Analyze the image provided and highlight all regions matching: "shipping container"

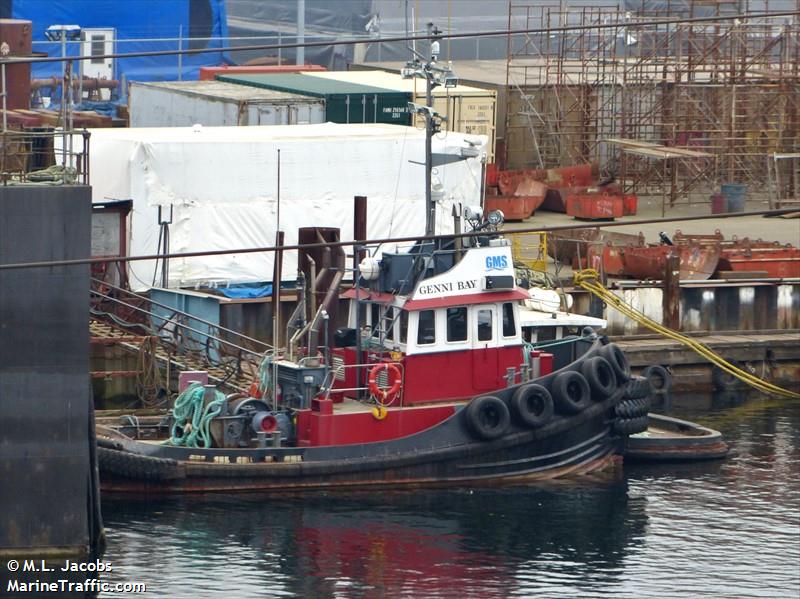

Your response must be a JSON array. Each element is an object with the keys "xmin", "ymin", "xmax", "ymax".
[
  {"xmin": 128, "ymin": 80, "xmax": 325, "ymax": 127},
  {"xmin": 199, "ymin": 64, "xmax": 327, "ymax": 80},
  {"xmin": 305, "ymin": 70, "xmax": 497, "ymax": 161},
  {"xmin": 217, "ymin": 73, "xmax": 412, "ymax": 126}
]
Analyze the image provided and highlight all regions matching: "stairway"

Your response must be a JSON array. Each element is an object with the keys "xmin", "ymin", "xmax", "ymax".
[{"xmin": 90, "ymin": 317, "xmax": 260, "ymax": 396}]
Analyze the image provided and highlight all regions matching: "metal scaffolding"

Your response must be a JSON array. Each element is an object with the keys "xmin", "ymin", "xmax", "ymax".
[{"xmin": 505, "ymin": 1, "xmax": 800, "ymax": 207}]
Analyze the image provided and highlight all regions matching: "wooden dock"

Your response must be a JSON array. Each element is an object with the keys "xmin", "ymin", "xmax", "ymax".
[{"xmin": 615, "ymin": 330, "xmax": 800, "ymax": 390}]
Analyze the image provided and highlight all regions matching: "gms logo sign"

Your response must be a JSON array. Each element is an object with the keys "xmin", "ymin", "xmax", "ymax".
[{"xmin": 485, "ymin": 255, "xmax": 508, "ymax": 271}]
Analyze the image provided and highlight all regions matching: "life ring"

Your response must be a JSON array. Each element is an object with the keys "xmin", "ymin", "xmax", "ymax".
[
  {"xmin": 552, "ymin": 371, "xmax": 592, "ymax": 415},
  {"xmin": 580, "ymin": 356, "xmax": 617, "ymax": 400},
  {"xmin": 368, "ymin": 362, "xmax": 402, "ymax": 404},
  {"xmin": 642, "ymin": 364, "xmax": 672, "ymax": 394},
  {"xmin": 464, "ymin": 395, "xmax": 510, "ymax": 440},
  {"xmin": 510, "ymin": 384, "xmax": 554, "ymax": 429},
  {"xmin": 599, "ymin": 343, "xmax": 631, "ymax": 383}
]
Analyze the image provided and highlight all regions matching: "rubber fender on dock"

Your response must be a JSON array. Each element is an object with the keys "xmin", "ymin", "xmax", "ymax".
[
  {"xmin": 642, "ymin": 364, "xmax": 672, "ymax": 394},
  {"xmin": 581, "ymin": 356, "xmax": 618, "ymax": 400},
  {"xmin": 625, "ymin": 375, "xmax": 654, "ymax": 400},
  {"xmin": 97, "ymin": 447, "xmax": 186, "ymax": 482},
  {"xmin": 711, "ymin": 360, "xmax": 746, "ymax": 392},
  {"xmin": 599, "ymin": 343, "xmax": 632, "ymax": 383},
  {"xmin": 614, "ymin": 414, "xmax": 649, "ymax": 436},
  {"xmin": 464, "ymin": 395, "xmax": 511, "ymax": 441},
  {"xmin": 510, "ymin": 384, "xmax": 554, "ymax": 429},
  {"xmin": 552, "ymin": 371, "xmax": 592, "ymax": 415}
]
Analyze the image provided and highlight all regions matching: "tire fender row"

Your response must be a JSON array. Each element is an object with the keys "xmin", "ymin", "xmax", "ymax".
[
  {"xmin": 614, "ymin": 375, "xmax": 653, "ymax": 436},
  {"xmin": 464, "ymin": 342, "xmax": 632, "ymax": 441}
]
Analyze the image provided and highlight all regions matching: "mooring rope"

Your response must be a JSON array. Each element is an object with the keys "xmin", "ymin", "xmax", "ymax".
[{"xmin": 574, "ymin": 269, "xmax": 800, "ymax": 399}]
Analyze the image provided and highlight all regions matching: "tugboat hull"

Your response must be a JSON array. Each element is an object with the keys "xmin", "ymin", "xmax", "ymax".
[{"xmin": 99, "ymin": 393, "xmax": 624, "ymax": 494}]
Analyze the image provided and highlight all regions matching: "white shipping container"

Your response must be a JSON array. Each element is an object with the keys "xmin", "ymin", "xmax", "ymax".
[
  {"xmin": 129, "ymin": 80, "xmax": 326, "ymax": 127},
  {"xmin": 304, "ymin": 70, "xmax": 497, "ymax": 161}
]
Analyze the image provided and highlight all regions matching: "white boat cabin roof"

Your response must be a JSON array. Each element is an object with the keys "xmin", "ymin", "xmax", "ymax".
[{"xmin": 518, "ymin": 309, "xmax": 607, "ymax": 330}]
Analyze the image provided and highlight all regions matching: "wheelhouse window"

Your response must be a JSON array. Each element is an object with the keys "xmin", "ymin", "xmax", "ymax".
[
  {"xmin": 369, "ymin": 303, "xmax": 380, "ymax": 338},
  {"xmin": 502, "ymin": 302, "xmax": 516, "ymax": 337},
  {"xmin": 368, "ymin": 303, "xmax": 396, "ymax": 342},
  {"xmin": 446, "ymin": 307, "xmax": 468, "ymax": 342},
  {"xmin": 417, "ymin": 310, "xmax": 436, "ymax": 345},
  {"xmin": 477, "ymin": 308, "xmax": 493, "ymax": 341},
  {"xmin": 537, "ymin": 327, "xmax": 557, "ymax": 343},
  {"xmin": 400, "ymin": 310, "xmax": 408, "ymax": 344}
]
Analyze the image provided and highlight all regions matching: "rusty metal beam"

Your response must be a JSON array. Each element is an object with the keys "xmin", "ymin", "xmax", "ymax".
[
  {"xmin": 2, "ymin": 208, "xmax": 798, "ymax": 271},
  {"xmin": 90, "ymin": 371, "xmax": 138, "ymax": 379}
]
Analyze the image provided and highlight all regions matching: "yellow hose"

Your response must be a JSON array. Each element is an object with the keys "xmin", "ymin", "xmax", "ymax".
[{"xmin": 574, "ymin": 269, "xmax": 800, "ymax": 399}]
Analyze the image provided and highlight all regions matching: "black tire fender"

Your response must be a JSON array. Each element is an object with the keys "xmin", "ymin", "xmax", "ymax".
[
  {"xmin": 581, "ymin": 356, "xmax": 618, "ymax": 400},
  {"xmin": 510, "ymin": 384, "xmax": 554, "ymax": 429},
  {"xmin": 643, "ymin": 365, "xmax": 671, "ymax": 394},
  {"xmin": 614, "ymin": 414, "xmax": 650, "ymax": 436},
  {"xmin": 616, "ymin": 397, "xmax": 651, "ymax": 419},
  {"xmin": 552, "ymin": 371, "xmax": 592, "ymax": 415},
  {"xmin": 615, "ymin": 399, "xmax": 632, "ymax": 419},
  {"xmin": 625, "ymin": 375, "xmax": 652, "ymax": 400},
  {"xmin": 600, "ymin": 343, "xmax": 632, "ymax": 383},
  {"xmin": 464, "ymin": 395, "xmax": 511, "ymax": 440},
  {"xmin": 97, "ymin": 447, "xmax": 185, "ymax": 481}
]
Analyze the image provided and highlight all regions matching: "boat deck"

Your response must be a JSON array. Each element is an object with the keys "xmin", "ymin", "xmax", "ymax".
[{"xmin": 331, "ymin": 396, "xmax": 463, "ymax": 413}]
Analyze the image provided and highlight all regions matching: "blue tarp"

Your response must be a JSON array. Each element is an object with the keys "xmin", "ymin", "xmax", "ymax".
[
  {"xmin": 215, "ymin": 283, "xmax": 273, "ymax": 299},
  {"xmin": 13, "ymin": 0, "xmax": 229, "ymax": 95}
]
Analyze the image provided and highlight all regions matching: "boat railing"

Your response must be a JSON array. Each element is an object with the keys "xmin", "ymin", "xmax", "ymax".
[
  {"xmin": 90, "ymin": 277, "xmax": 271, "ymax": 392},
  {"xmin": 322, "ymin": 360, "xmax": 405, "ymax": 407},
  {"xmin": 0, "ymin": 128, "xmax": 91, "ymax": 186}
]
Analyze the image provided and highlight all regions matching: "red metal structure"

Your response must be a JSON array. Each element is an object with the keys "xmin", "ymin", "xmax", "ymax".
[{"xmin": 199, "ymin": 64, "xmax": 327, "ymax": 80}]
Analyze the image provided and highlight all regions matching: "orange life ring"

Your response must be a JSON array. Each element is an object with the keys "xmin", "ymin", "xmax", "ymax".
[{"xmin": 367, "ymin": 362, "xmax": 402, "ymax": 404}]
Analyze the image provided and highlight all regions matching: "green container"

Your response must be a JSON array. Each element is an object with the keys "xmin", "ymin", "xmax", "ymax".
[{"xmin": 217, "ymin": 73, "xmax": 412, "ymax": 126}]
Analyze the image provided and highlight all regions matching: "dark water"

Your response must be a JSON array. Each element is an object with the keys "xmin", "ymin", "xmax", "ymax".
[{"xmin": 97, "ymin": 393, "xmax": 800, "ymax": 599}]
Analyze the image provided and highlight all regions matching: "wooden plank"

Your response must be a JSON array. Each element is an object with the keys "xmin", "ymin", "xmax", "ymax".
[{"xmin": 605, "ymin": 137, "xmax": 712, "ymax": 159}]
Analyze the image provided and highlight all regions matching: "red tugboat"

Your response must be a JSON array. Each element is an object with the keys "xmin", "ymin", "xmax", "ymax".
[
  {"xmin": 96, "ymin": 51, "xmax": 648, "ymax": 493},
  {"xmin": 97, "ymin": 213, "xmax": 649, "ymax": 494}
]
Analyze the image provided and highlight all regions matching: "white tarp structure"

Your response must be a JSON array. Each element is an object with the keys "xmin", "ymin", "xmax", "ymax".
[{"xmin": 83, "ymin": 123, "xmax": 487, "ymax": 291}]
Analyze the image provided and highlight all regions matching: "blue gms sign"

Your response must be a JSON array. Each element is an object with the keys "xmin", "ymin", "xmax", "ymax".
[{"xmin": 485, "ymin": 255, "xmax": 508, "ymax": 271}]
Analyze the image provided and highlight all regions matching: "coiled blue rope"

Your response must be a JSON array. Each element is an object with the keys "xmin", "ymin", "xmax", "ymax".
[{"xmin": 165, "ymin": 382, "xmax": 227, "ymax": 448}]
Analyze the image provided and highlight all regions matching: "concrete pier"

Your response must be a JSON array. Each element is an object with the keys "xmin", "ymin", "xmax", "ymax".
[{"xmin": 0, "ymin": 186, "xmax": 103, "ymax": 560}]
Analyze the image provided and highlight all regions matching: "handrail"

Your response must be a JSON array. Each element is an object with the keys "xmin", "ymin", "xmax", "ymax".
[
  {"xmin": 91, "ymin": 277, "xmax": 272, "ymax": 351},
  {"xmin": 89, "ymin": 286, "xmax": 265, "ymax": 361}
]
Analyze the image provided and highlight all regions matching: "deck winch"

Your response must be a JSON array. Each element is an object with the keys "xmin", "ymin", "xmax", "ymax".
[
  {"xmin": 275, "ymin": 359, "xmax": 328, "ymax": 410},
  {"xmin": 169, "ymin": 384, "xmax": 295, "ymax": 449},
  {"xmin": 208, "ymin": 396, "xmax": 289, "ymax": 448}
]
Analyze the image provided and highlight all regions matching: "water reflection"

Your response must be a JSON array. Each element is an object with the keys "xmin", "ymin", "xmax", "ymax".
[{"xmin": 102, "ymin": 477, "xmax": 648, "ymax": 598}]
